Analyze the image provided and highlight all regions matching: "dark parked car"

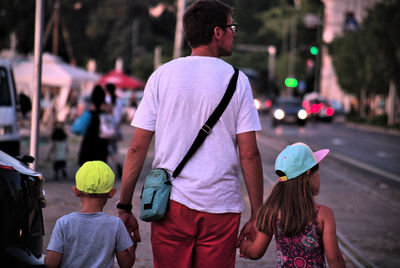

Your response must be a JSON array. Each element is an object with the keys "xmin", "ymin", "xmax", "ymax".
[
  {"xmin": 271, "ymin": 97, "xmax": 308, "ymax": 127},
  {"xmin": 0, "ymin": 150, "xmax": 46, "ymax": 267}
]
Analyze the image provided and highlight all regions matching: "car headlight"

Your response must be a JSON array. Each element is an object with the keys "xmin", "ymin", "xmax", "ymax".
[
  {"xmin": 274, "ymin": 109, "xmax": 285, "ymax": 120},
  {"xmin": 254, "ymin": 98, "xmax": 261, "ymax": 110},
  {"xmin": 297, "ymin": 109, "xmax": 307, "ymax": 120}
]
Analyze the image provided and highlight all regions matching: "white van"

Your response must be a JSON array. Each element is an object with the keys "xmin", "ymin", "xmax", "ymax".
[{"xmin": 0, "ymin": 59, "xmax": 20, "ymax": 156}]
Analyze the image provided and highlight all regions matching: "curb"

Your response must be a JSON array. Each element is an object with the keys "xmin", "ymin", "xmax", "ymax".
[{"xmin": 344, "ymin": 122, "xmax": 400, "ymax": 136}]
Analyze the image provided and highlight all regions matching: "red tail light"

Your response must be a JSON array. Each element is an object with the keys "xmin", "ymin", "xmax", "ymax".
[
  {"xmin": 311, "ymin": 104, "xmax": 320, "ymax": 113},
  {"xmin": 265, "ymin": 100, "xmax": 272, "ymax": 108},
  {"xmin": 326, "ymin": 107, "xmax": 334, "ymax": 116},
  {"xmin": 0, "ymin": 164, "xmax": 15, "ymax": 171}
]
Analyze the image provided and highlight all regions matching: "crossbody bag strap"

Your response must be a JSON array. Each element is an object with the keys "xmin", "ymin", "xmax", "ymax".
[{"xmin": 172, "ymin": 67, "xmax": 239, "ymax": 178}]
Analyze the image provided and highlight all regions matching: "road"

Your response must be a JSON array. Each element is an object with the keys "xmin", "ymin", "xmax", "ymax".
[
  {"xmin": 23, "ymin": 114, "xmax": 400, "ymax": 267},
  {"xmin": 256, "ymin": 114, "xmax": 400, "ymax": 267}
]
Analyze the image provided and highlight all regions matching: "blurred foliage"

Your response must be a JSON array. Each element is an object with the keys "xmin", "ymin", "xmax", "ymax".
[
  {"xmin": 330, "ymin": 0, "xmax": 399, "ymax": 98},
  {"xmin": 1, "ymin": 0, "xmax": 323, "ymax": 89},
  {"xmin": 363, "ymin": 0, "xmax": 400, "ymax": 91},
  {"xmin": 0, "ymin": 0, "xmax": 36, "ymax": 54},
  {"xmin": 254, "ymin": 0, "xmax": 323, "ymax": 96},
  {"xmin": 330, "ymin": 31, "xmax": 388, "ymax": 98}
]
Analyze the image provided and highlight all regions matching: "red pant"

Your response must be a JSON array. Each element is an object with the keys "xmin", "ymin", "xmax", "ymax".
[{"xmin": 151, "ymin": 200, "xmax": 241, "ymax": 268}]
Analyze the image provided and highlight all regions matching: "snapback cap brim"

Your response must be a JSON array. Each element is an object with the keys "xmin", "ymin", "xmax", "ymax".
[{"xmin": 314, "ymin": 149, "xmax": 330, "ymax": 163}]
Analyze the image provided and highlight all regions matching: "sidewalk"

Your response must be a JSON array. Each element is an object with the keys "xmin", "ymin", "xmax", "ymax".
[{"xmin": 21, "ymin": 122, "xmax": 276, "ymax": 267}]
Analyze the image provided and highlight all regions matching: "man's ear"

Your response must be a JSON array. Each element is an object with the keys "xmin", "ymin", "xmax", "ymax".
[
  {"xmin": 214, "ymin": 27, "xmax": 223, "ymax": 39},
  {"xmin": 108, "ymin": 188, "xmax": 117, "ymax": 199},
  {"xmin": 72, "ymin": 186, "xmax": 80, "ymax": 197}
]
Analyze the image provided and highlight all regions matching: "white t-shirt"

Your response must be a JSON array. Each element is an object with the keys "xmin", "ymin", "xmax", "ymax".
[{"xmin": 132, "ymin": 56, "xmax": 261, "ymax": 213}]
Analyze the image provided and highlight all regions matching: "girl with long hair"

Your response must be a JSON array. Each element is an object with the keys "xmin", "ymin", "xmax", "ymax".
[{"xmin": 240, "ymin": 142, "xmax": 345, "ymax": 268}]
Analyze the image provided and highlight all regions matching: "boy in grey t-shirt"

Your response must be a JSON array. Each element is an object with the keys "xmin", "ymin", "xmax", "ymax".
[{"xmin": 45, "ymin": 161, "xmax": 135, "ymax": 268}]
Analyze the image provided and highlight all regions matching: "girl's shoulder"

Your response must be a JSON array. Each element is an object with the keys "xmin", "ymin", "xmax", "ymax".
[
  {"xmin": 316, "ymin": 204, "xmax": 335, "ymax": 230},
  {"xmin": 317, "ymin": 204, "xmax": 334, "ymax": 218}
]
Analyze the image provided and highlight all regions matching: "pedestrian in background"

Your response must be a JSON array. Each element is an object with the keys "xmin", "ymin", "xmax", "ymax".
[
  {"xmin": 45, "ymin": 161, "xmax": 135, "ymax": 268},
  {"xmin": 47, "ymin": 122, "xmax": 68, "ymax": 180},
  {"xmin": 117, "ymin": 0, "xmax": 263, "ymax": 267},
  {"xmin": 240, "ymin": 142, "xmax": 345, "ymax": 268},
  {"xmin": 19, "ymin": 92, "xmax": 32, "ymax": 120},
  {"xmin": 78, "ymin": 85, "xmax": 109, "ymax": 165},
  {"xmin": 105, "ymin": 83, "xmax": 124, "ymax": 178}
]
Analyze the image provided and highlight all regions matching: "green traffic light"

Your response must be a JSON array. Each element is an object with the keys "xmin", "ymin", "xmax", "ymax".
[
  {"xmin": 310, "ymin": 46, "xmax": 319, "ymax": 55},
  {"xmin": 285, "ymin": 78, "xmax": 298, "ymax": 88}
]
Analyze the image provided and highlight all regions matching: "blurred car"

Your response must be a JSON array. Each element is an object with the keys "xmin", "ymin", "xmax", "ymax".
[
  {"xmin": 271, "ymin": 97, "xmax": 308, "ymax": 127},
  {"xmin": 302, "ymin": 98, "xmax": 335, "ymax": 122},
  {"xmin": 0, "ymin": 59, "xmax": 20, "ymax": 156},
  {"xmin": 0, "ymin": 150, "xmax": 46, "ymax": 267},
  {"xmin": 254, "ymin": 97, "xmax": 273, "ymax": 113}
]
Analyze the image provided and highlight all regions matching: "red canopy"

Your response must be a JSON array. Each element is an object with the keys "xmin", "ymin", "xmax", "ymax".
[{"xmin": 98, "ymin": 70, "xmax": 145, "ymax": 89}]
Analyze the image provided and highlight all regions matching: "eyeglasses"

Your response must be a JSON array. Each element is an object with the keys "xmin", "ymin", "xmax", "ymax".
[{"xmin": 219, "ymin": 23, "xmax": 238, "ymax": 34}]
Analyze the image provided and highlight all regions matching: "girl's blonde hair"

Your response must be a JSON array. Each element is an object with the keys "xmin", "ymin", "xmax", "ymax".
[{"xmin": 256, "ymin": 164, "xmax": 319, "ymax": 237}]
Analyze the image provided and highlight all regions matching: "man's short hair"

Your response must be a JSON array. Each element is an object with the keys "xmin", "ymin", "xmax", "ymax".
[{"xmin": 183, "ymin": 0, "xmax": 233, "ymax": 48}]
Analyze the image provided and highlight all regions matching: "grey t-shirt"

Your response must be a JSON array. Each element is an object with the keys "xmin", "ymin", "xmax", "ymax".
[{"xmin": 47, "ymin": 212, "xmax": 132, "ymax": 268}]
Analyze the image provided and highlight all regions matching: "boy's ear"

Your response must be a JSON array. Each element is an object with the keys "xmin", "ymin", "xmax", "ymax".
[
  {"xmin": 306, "ymin": 170, "xmax": 311, "ymax": 175},
  {"xmin": 108, "ymin": 188, "xmax": 117, "ymax": 198},
  {"xmin": 72, "ymin": 186, "xmax": 80, "ymax": 197}
]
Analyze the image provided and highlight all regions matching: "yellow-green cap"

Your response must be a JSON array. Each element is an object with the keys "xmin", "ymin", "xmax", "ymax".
[{"xmin": 75, "ymin": 161, "xmax": 115, "ymax": 194}]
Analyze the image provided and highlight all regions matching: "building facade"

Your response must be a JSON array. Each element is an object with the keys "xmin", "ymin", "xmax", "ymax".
[{"xmin": 320, "ymin": 0, "xmax": 383, "ymax": 111}]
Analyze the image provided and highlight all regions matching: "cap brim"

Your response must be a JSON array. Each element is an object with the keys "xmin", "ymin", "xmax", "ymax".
[{"xmin": 314, "ymin": 149, "xmax": 329, "ymax": 163}]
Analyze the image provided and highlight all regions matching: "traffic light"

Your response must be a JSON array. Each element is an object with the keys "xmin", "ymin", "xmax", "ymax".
[
  {"xmin": 310, "ymin": 46, "xmax": 319, "ymax": 55},
  {"xmin": 285, "ymin": 78, "xmax": 298, "ymax": 88}
]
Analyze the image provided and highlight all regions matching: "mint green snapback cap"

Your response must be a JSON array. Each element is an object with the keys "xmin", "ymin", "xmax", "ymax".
[{"xmin": 275, "ymin": 142, "xmax": 329, "ymax": 182}]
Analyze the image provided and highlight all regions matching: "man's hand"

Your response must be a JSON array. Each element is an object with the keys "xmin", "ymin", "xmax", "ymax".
[
  {"xmin": 236, "ymin": 219, "xmax": 257, "ymax": 247},
  {"xmin": 118, "ymin": 128, "xmax": 153, "ymax": 246},
  {"xmin": 119, "ymin": 210, "xmax": 141, "ymax": 247}
]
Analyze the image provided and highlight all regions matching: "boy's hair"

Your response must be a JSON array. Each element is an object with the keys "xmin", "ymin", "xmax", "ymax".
[
  {"xmin": 256, "ymin": 164, "xmax": 319, "ymax": 237},
  {"xmin": 183, "ymin": 0, "xmax": 232, "ymax": 48},
  {"xmin": 76, "ymin": 190, "xmax": 110, "ymax": 199}
]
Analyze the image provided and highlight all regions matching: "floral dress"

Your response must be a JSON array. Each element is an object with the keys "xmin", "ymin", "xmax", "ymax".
[{"xmin": 275, "ymin": 206, "xmax": 326, "ymax": 268}]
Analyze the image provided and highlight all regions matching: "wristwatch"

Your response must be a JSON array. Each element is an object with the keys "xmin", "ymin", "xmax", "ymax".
[{"xmin": 116, "ymin": 200, "xmax": 132, "ymax": 211}]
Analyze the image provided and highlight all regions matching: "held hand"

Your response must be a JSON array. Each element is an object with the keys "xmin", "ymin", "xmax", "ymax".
[
  {"xmin": 236, "ymin": 219, "xmax": 257, "ymax": 247},
  {"xmin": 239, "ymin": 239, "xmax": 252, "ymax": 259},
  {"xmin": 118, "ymin": 210, "xmax": 141, "ymax": 246}
]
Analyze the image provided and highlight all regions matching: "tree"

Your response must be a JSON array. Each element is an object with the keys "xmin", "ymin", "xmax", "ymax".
[
  {"xmin": 255, "ymin": 0, "xmax": 323, "ymax": 95},
  {"xmin": 0, "ymin": 0, "xmax": 36, "ymax": 54},
  {"xmin": 330, "ymin": 0, "xmax": 399, "ymax": 123}
]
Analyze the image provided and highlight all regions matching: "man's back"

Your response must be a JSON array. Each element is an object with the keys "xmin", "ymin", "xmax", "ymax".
[
  {"xmin": 132, "ymin": 56, "xmax": 260, "ymax": 213},
  {"xmin": 118, "ymin": 2, "xmax": 263, "ymax": 267}
]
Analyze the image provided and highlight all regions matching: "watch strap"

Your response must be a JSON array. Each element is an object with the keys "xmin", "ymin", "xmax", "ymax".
[{"xmin": 116, "ymin": 201, "xmax": 132, "ymax": 211}]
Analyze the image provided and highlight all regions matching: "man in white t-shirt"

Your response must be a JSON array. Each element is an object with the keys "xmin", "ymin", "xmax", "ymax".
[{"xmin": 117, "ymin": 1, "xmax": 263, "ymax": 267}]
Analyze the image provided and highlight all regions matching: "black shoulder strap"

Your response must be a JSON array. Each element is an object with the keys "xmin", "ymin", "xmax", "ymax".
[{"xmin": 172, "ymin": 68, "xmax": 239, "ymax": 178}]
